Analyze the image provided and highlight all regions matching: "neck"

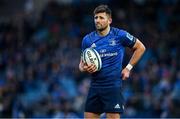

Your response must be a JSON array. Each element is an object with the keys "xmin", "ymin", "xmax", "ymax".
[{"xmin": 97, "ymin": 26, "xmax": 110, "ymax": 36}]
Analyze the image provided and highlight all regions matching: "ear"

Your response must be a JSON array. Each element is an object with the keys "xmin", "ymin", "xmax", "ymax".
[{"xmin": 108, "ymin": 18, "xmax": 112, "ymax": 24}]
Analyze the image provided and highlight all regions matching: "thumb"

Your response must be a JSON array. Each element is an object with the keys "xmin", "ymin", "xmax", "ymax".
[{"xmin": 121, "ymin": 71, "xmax": 125, "ymax": 80}]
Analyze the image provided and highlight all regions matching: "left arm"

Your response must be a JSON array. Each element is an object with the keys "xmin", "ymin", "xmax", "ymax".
[{"xmin": 121, "ymin": 39, "xmax": 146, "ymax": 80}]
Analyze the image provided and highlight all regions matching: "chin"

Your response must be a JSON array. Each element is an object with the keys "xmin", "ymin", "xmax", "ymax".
[
  {"xmin": 97, "ymin": 27, "xmax": 105, "ymax": 32},
  {"xmin": 96, "ymin": 25, "xmax": 108, "ymax": 31}
]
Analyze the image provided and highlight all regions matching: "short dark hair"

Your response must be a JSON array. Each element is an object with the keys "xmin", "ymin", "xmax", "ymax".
[{"xmin": 93, "ymin": 5, "xmax": 112, "ymax": 17}]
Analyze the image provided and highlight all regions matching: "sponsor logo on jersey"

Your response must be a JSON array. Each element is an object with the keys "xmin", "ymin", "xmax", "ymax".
[{"xmin": 100, "ymin": 52, "xmax": 118, "ymax": 58}]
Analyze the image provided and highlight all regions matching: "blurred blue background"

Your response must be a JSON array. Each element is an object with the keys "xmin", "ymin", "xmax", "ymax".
[{"xmin": 0, "ymin": 0, "xmax": 179, "ymax": 118}]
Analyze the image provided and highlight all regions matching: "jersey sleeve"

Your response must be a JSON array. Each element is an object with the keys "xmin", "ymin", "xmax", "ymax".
[
  {"xmin": 119, "ymin": 30, "xmax": 136, "ymax": 48},
  {"xmin": 81, "ymin": 34, "xmax": 91, "ymax": 51},
  {"xmin": 81, "ymin": 34, "xmax": 92, "ymax": 58}
]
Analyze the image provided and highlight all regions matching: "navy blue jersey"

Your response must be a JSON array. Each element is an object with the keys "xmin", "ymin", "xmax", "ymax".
[{"xmin": 81, "ymin": 27, "xmax": 136, "ymax": 88}]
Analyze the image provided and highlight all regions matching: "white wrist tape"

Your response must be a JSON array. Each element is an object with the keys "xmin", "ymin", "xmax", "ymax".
[{"xmin": 126, "ymin": 64, "xmax": 133, "ymax": 71}]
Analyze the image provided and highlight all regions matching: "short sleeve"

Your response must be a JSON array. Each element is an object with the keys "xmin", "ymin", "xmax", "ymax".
[
  {"xmin": 81, "ymin": 35, "xmax": 91, "ymax": 51},
  {"xmin": 119, "ymin": 30, "xmax": 136, "ymax": 48}
]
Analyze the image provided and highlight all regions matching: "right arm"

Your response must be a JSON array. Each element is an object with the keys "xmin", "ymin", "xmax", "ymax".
[{"xmin": 80, "ymin": 35, "xmax": 97, "ymax": 73}]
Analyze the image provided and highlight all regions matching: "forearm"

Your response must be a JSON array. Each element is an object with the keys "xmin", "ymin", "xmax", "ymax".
[
  {"xmin": 129, "ymin": 47, "xmax": 145, "ymax": 66},
  {"xmin": 128, "ymin": 39, "xmax": 146, "ymax": 66}
]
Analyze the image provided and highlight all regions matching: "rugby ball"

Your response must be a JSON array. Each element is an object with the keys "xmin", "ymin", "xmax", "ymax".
[{"xmin": 83, "ymin": 48, "xmax": 102, "ymax": 71}]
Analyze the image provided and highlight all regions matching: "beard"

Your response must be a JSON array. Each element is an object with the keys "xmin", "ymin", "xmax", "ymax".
[{"xmin": 95, "ymin": 24, "xmax": 108, "ymax": 32}]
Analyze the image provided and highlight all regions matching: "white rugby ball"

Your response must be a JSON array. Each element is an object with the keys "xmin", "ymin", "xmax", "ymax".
[{"xmin": 83, "ymin": 48, "xmax": 102, "ymax": 71}]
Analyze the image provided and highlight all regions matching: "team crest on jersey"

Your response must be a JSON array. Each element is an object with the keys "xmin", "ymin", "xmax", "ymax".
[
  {"xmin": 109, "ymin": 38, "xmax": 116, "ymax": 46},
  {"xmin": 91, "ymin": 43, "xmax": 96, "ymax": 48}
]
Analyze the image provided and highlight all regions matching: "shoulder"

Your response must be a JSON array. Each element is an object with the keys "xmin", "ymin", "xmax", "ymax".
[
  {"xmin": 83, "ymin": 31, "xmax": 96, "ymax": 41},
  {"xmin": 111, "ymin": 27, "xmax": 127, "ymax": 36}
]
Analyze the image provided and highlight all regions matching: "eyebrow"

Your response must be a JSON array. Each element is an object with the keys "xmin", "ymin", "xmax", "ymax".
[{"xmin": 94, "ymin": 15, "xmax": 105, "ymax": 19}]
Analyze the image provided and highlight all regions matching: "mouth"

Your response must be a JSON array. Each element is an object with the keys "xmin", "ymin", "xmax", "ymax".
[{"xmin": 95, "ymin": 23, "xmax": 101, "ymax": 28}]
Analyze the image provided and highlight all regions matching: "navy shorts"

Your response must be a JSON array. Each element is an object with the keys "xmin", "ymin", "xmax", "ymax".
[{"xmin": 85, "ymin": 87, "xmax": 124, "ymax": 113}]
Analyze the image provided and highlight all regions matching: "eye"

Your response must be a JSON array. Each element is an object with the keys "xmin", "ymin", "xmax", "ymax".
[
  {"xmin": 99, "ymin": 16, "xmax": 103, "ymax": 19},
  {"xmin": 94, "ymin": 16, "xmax": 98, "ymax": 19},
  {"xmin": 99, "ymin": 16, "xmax": 105, "ymax": 19}
]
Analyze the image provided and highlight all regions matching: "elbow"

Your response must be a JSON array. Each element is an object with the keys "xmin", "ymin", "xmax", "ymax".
[
  {"xmin": 141, "ymin": 44, "xmax": 146, "ymax": 53},
  {"xmin": 132, "ymin": 39, "xmax": 146, "ymax": 54},
  {"xmin": 133, "ymin": 43, "xmax": 146, "ymax": 54}
]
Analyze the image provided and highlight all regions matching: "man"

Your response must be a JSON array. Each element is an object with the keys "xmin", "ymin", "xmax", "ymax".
[{"xmin": 79, "ymin": 5, "xmax": 145, "ymax": 119}]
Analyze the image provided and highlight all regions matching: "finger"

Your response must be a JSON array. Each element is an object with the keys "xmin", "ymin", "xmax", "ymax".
[
  {"xmin": 86, "ymin": 63, "xmax": 92, "ymax": 68},
  {"xmin": 84, "ymin": 65, "xmax": 88, "ymax": 70},
  {"xmin": 84, "ymin": 62, "xmax": 88, "ymax": 66},
  {"xmin": 89, "ymin": 70, "xmax": 94, "ymax": 73},
  {"xmin": 89, "ymin": 69, "xmax": 96, "ymax": 73},
  {"xmin": 121, "ymin": 72, "xmax": 124, "ymax": 79},
  {"xmin": 89, "ymin": 63, "xmax": 95, "ymax": 67},
  {"xmin": 90, "ymin": 64, "xmax": 97, "ymax": 71},
  {"xmin": 87, "ymin": 64, "xmax": 95, "ymax": 70},
  {"xmin": 123, "ymin": 75, "xmax": 129, "ymax": 80},
  {"xmin": 88, "ymin": 67, "xmax": 95, "ymax": 73},
  {"xmin": 86, "ymin": 65, "xmax": 92, "ymax": 71},
  {"xmin": 88, "ymin": 67, "xmax": 96, "ymax": 73},
  {"xmin": 122, "ymin": 76, "xmax": 125, "ymax": 80},
  {"xmin": 85, "ymin": 63, "xmax": 96, "ymax": 73},
  {"xmin": 121, "ymin": 73, "xmax": 126, "ymax": 80}
]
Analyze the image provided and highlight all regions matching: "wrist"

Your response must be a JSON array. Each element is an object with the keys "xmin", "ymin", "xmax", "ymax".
[{"xmin": 126, "ymin": 64, "xmax": 133, "ymax": 71}]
